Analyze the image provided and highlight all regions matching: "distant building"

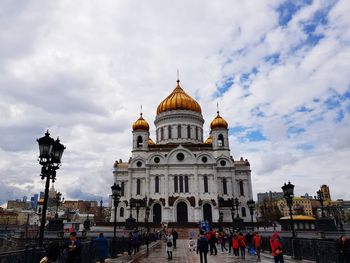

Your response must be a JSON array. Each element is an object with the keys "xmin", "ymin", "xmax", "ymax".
[
  {"xmin": 7, "ymin": 200, "xmax": 29, "ymax": 211},
  {"xmin": 277, "ymin": 197, "xmax": 320, "ymax": 217},
  {"xmin": 61, "ymin": 200, "xmax": 98, "ymax": 214},
  {"xmin": 320, "ymin": 185, "xmax": 331, "ymax": 205},
  {"xmin": 30, "ymin": 194, "xmax": 39, "ymax": 210},
  {"xmin": 257, "ymin": 191, "xmax": 284, "ymax": 204},
  {"xmin": 0, "ymin": 208, "xmax": 18, "ymax": 225}
]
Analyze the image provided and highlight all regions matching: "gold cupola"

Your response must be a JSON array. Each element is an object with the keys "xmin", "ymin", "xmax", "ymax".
[
  {"xmin": 132, "ymin": 113, "xmax": 150, "ymax": 131},
  {"xmin": 210, "ymin": 111, "xmax": 228, "ymax": 129},
  {"xmin": 156, "ymin": 80, "xmax": 202, "ymax": 114}
]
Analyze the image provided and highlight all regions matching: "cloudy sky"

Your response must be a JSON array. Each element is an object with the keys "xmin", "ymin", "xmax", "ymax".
[{"xmin": 1, "ymin": 0, "xmax": 350, "ymax": 206}]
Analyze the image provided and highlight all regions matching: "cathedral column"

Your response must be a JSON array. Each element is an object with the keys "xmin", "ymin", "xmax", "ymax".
[
  {"xmin": 165, "ymin": 167, "xmax": 169, "ymax": 207},
  {"xmin": 194, "ymin": 166, "xmax": 199, "ymax": 206},
  {"xmin": 146, "ymin": 167, "xmax": 150, "ymax": 198},
  {"xmin": 127, "ymin": 170, "xmax": 132, "ymax": 216},
  {"xmin": 230, "ymin": 170, "xmax": 235, "ymax": 197}
]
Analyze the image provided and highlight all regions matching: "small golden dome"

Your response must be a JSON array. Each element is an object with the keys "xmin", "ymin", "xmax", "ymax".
[
  {"xmin": 132, "ymin": 113, "xmax": 149, "ymax": 131},
  {"xmin": 148, "ymin": 137, "xmax": 155, "ymax": 145},
  {"xmin": 204, "ymin": 135, "xmax": 212, "ymax": 144},
  {"xmin": 157, "ymin": 80, "xmax": 202, "ymax": 114},
  {"xmin": 210, "ymin": 111, "xmax": 228, "ymax": 129}
]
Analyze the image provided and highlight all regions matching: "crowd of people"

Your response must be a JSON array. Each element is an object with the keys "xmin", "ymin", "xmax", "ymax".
[{"xmin": 183, "ymin": 228, "xmax": 264, "ymax": 263}]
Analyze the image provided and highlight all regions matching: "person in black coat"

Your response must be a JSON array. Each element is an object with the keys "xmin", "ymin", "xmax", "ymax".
[
  {"xmin": 172, "ymin": 229, "xmax": 178, "ymax": 249},
  {"xmin": 197, "ymin": 231, "xmax": 209, "ymax": 263},
  {"xmin": 337, "ymin": 235, "xmax": 350, "ymax": 263}
]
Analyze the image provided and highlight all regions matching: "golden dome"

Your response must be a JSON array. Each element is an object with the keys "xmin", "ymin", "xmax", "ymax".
[
  {"xmin": 204, "ymin": 135, "xmax": 212, "ymax": 144},
  {"xmin": 132, "ymin": 113, "xmax": 149, "ymax": 131},
  {"xmin": 148, "ymin": 137, "xmax": 155, "ymax": 145},
  {"xmin": 157, "ymin": 80, "xmax": 201, "ymax": 114},
  {"xmin": 210, "ymin": 111, "xmax": 228, "ymax": 129}
]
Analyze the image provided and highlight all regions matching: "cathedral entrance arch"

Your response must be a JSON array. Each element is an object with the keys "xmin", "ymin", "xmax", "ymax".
[
  {"xmin": 203, "ymin": 203, "xmax": 212, "ymax": 222},
  {"xmin": 176, "ymin": 201, "xmax": 188, "ymax": 223},
  {"xmin": 153, "ymin": 203, "xmax": 161, "ymax": 224}
]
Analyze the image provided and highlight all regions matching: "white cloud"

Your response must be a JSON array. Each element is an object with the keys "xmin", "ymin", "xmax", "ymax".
[{"xmin": 0, "ymin": 0, "xmax": 349, "ymax": 204}]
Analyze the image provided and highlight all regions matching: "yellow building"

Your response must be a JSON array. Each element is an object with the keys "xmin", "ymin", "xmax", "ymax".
[{"xmin": 277, "ymin": 197, "xmax": 320, "ymax": 217}]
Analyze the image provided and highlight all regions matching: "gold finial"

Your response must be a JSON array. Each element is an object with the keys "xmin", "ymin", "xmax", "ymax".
[
  {"xmin": 140, "ymin": 104, "xmax": 143, "ymax": 116},
  {"xmin": 177, "ymin": 69, "xmax": 180, "ymax": 84},
  {"xmin": 216, "ymin": 102, "xmax": 219, "ymax": 115}
]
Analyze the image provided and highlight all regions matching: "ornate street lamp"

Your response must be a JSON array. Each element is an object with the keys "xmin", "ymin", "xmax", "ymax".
[
  {"xmin": 111, "ymin": 183, "xmax": 122, "ymax": 238},
  {"xmin": 314, "ymin": 190, "xmax": 325, "ymax": 218},
  {"xmin": 145, "ymin": 206, "xmax": 150, "ymax": 232},
  {"xmin": 247, "ymin": 199, "xmax": 256, "ymax": 231},
  {"xmin": 135, "ymin": 202, "xmax": 141, "ymax": 230},
  {"xmin": 55, "ymin": 192, "xmax": 64, "ymax": 218},
  {"xmin": 234, "ymin": 198, "xmax": 241, "ymax": 218},
  {"xmin": 230, "ymin": 203, "xmax": 235, "ymax": 232},
  {"xmin": 37, "ymin": 131, "xmax": 65, "ymax": 247},
  {"xmin": 219, "ymin": 211, "xmax": 224, "ymax": 230},
  {"xmin": 282, "ymin": 181, "xmax": 296, "ymax": 238}
]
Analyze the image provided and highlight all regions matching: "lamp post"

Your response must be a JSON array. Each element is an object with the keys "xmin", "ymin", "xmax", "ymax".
[
  {"xmin": 230, "ymin": 200, "xmax": 235, "ymax": 232},
  {"xmin": 282, "ymin": 181, "xmax": 296, "ymax": 238},
  {"xmin": 55, "ymin": 192, "xmax": 64, "ymax": 218},
  {"xmin": 247, "ymin": 199, "xmax": 256, "ymax": 231},
  {"xmin": 135, "ymin": 202, "xmax": 141, "ymax": 230},
  {"xmin": 219, "ymin": 211, "xmax": 224, "ymax": 231},
  {"xmin": 145, "ymin": 206, "xmax": 150, "ymax": 232},
  {"xmin": 37, "ymin": 130, "xmax": 65, "ymax": 247},
  {"xmin": 111, "ymin": 183, "xmax": 122, "ymax": 238},
  {"xmin": 315, "ymin": 190, "xmax": 325, "ymax": 218},
  {"xmin": 234, "ymin": 198, "xmax": 241, "ymax": 218}
]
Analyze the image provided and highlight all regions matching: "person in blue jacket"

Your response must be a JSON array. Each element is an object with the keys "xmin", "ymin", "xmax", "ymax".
[
  {"xmin": 197, "ymin": 230, "xmax": 209, "ymax": 263},
  {"xmin": 94, "ymin": 233, "xmax": 109, "ymax": 263}
]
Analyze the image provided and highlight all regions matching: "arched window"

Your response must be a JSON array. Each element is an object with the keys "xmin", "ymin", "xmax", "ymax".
[
  {"xmin": 168, "ymin": 126, "xmax": 172, "ymax": 139},
  {"xmin": 120, "ymin": 207, "xmax": 124, "ymax": 217},
  {"xmin": 239, "ymin": 181, "xmax": 244, "ymax": 196},
  {"xmin": 218, "ymin": 134, "xmax": 224, "ymax": 147},
  {"xmin": 137, "ymin": 179, "xmax": 141, "ymax": 195},
  {"xmin": 195, "ymin": 127, "xmax": 198, "ymax": 140},
  {"xmin": 160, "ymin": 128, "xmax": 164, "ymax": 140},
  {"xmin": 223, "ymin": 178, "xmax": 227, "ymax": 195},
  {"xmin": 204, "ymin": 176, "xmax": 208, "ymax": 193},
  {"xmin": 178, "ymin": 125, "xmax": 182, "ymax": 138},
  {"xmin": 241, "ymin": 207, "xmax": 246, "ymax": 217},
  {"xmin": 137, "ymin": 136, "xmax": 143, "ymax": 148},
  {"xmin": 155, "ymin": 176, "xmax": 159, "ymax": 193},
  {"xmin": 187, "ymin": 125, "xmax": 191, "ymax": 138}
]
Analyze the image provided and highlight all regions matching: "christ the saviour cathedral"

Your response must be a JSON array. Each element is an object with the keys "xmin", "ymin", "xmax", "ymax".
[{"xmin": 112, "ymin": 79, "xmax": 254, "ymax": 225}]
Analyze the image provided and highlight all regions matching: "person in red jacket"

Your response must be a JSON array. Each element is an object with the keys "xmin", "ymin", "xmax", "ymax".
[
  {"xmin": 270, "ymin": 232, "xmax": 284, "ymax": 263},
  {"xmin": 252, "ymin": 231, "xmax": 262, "ymax": 258},
  {"xmin": 238, "ymin": 232, "xmax": 246, "ymax": 258},
  {"xmin": 232, "ymin": 234, "xmax": 239, "ymax": 257}
]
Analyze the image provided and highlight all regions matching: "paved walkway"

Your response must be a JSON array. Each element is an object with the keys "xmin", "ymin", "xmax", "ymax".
[{"xmin": 108, "ymin": 239, "xmax": 315, "ymax": 263}]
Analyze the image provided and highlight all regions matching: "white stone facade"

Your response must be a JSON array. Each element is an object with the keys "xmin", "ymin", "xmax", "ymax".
[{"xmin": 111, "ymin": 85, "xmax": 254, "ymax": 225}]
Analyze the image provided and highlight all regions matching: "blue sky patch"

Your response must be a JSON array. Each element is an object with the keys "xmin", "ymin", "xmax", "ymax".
[
  {"xmin": 276, "ymin": 0, "xmax": 312, "ymax": 26},
  {"xmin": 264, "ymin": 53, "xmax": 280, "ymax": 64},
  {"xmin": 215, "ymin": 77, "xmax": 234, "ymax": 97},
  {"xmin": 229, "ymin": 125, "xmax": 248, "ymax": 135},
  {"xmin": 336, "ymin": 110, "xmax": 344, "ymax": 122},
  {"xmin": 288, "ymin": 126, "xmax": 306, "ymax": 135},
  {"xmin": 297, "ymin": 143, "xmax": 314, "ymax": 151},
  {"xmin": 246, "ymin": 130, "xmax": 267, "ymax": 142},
  {"xmin": 296, "ymin": 105, "xmax": 313, "ymax": 112}
]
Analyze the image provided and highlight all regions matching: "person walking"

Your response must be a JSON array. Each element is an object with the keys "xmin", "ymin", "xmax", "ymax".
[
  {"xmin": 208, "ymin": 228, "xmax": 217, "ymax": 255},
  {"xmin": 245, "ymin": 231, "xmax": 252, "ymax": 252},
  {"xmin": 252, "ymin": 231, "xmax": 262, "ymax": 258},
  {"xmin": 64, "ymin": 232, "xmax": 81, "ymax": 263},
  {"xmin": 232, "ymin": 234, "xmax": 240, "ymax": 257},
  {"xmin": 172, "ymin": 228, "xmax": 178, "ymax": 249},
  {"xmin": 197, "ymin": 230, "xmax": 209, "ymax": 263},
  {"xmin": 94, "ymin": 233, "xmax": 109, "ymax": 263},
  {"xmin": 219, "ymin": 232, "xmax": 228, "ymax": 252},
  {"xmin": 238, "ymin": 232, "xmax": 246, "ymax": 258},
  {"xmin": 228, "ymin": 232, "xmax": 233, "ymax": 254},
  {"xmin": 166, "ymin": 230, "xmax": 174, "ymax": 260},
  {"xmin": 337, "ymin": 235, "xmax": 350, "ymax": 263},
  {"xmin": 131, "ymin": 231, "xmax": 139, "ymax": 255},
  {"xmin": 270, "ymin": 232, "xmax": 284, "ymax": 263}
]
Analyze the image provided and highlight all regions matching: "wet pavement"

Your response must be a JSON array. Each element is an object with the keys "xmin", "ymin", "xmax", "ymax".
[{"xmin": 108, "ymin": 239, "xmax": 315, "ymax": 263}]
